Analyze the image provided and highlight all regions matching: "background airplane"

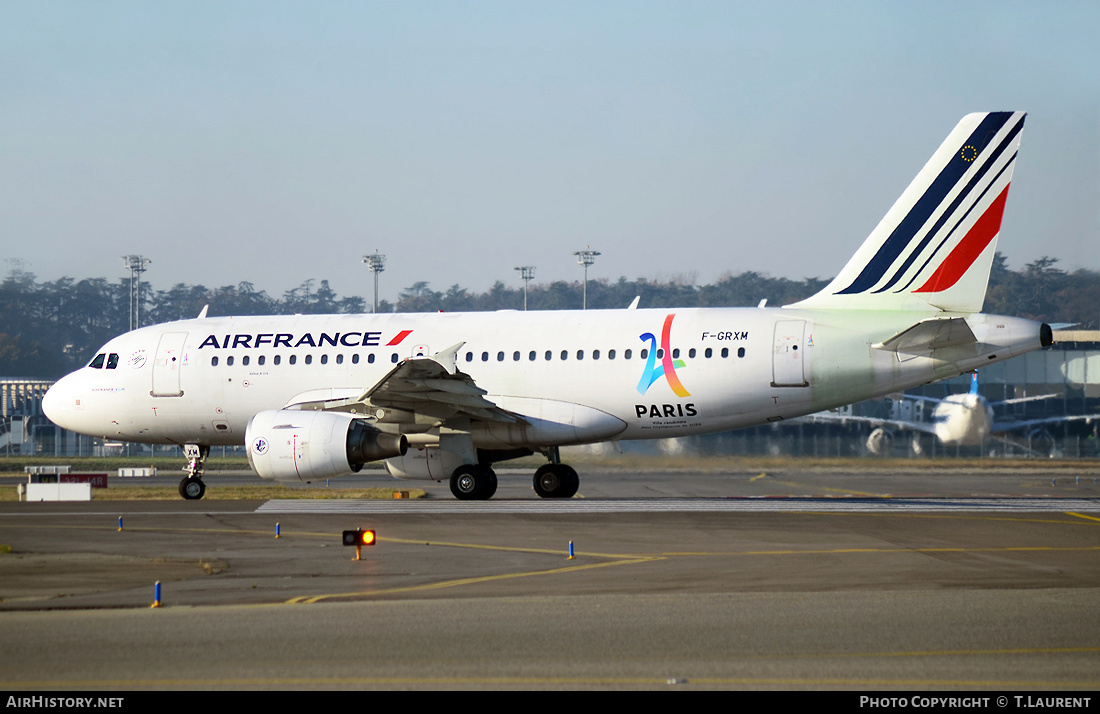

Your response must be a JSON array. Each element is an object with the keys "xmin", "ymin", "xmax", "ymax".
[{"xmin": 811, "ymin": 372, "xmax": 1099, "ymax": 456}]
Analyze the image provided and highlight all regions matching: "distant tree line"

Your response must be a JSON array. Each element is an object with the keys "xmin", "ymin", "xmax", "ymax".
[{"xmin": 1, "ymin": 254, "xmax": 1095, "ymax": 379}]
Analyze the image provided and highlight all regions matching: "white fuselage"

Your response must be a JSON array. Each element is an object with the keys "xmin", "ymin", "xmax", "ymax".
[
  {"xmin": 43, "ymin": 306, "xmax": 1045, "ymax": 452},
  {"xmin": 930, "ymin": 394, "xmax": 995, "ymax": 446}
]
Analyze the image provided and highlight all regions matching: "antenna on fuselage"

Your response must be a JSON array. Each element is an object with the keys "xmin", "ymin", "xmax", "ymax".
[{"xmin": 197, "ymin": 305, "xmax": 209, "ymax": 319}]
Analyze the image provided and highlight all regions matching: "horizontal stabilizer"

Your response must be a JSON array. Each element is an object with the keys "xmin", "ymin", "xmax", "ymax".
[{"xmin": 873, "ymin": 317, "xmax": 976, "ymax": 353}]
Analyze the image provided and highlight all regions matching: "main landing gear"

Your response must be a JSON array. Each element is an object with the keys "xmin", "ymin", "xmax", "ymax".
[
  {"xmin": 533, "ymin": 463, "xmax": 579, "ymax": 498},
  {"xmin": 447, "ymin": 447, "xmax": 579, "ymax": 501},
  {"xmin": 179, "ymin": 444, "xmax": 209, "ymax": 500},
  {"xmin": 532, "ymin": 446, "xmax": 578, "ymax": 498},
  {"xmin": 449, "ymin": 464, "xmax": 498, "ymax": 500}
]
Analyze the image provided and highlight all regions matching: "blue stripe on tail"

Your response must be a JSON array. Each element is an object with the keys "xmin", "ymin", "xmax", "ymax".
[{"xmin": 835, "ymin": 112, "xmax": 1014, "ymax": 295}]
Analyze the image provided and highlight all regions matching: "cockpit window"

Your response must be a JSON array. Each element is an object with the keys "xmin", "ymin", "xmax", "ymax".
[
  {"xmin": 89, "ymin": 353, "xmax": 106, "ymax": 369},
  {"xmin": 106, "ymin": 353, "xmax": 119, "ymax": 369}
]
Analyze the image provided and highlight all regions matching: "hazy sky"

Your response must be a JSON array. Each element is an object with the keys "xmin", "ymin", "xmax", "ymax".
[{"xmin": 3, "ymin": 1, "xmax": 1098, "ymax": 305}]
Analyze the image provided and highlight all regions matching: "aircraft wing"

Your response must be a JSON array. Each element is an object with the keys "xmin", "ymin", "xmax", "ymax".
[
  {"xmin": 993, "ymin": 394, "xmax": 1060, "ymax": 407},
  {"xmin": 805, "ymin": 411, "xmax": 940, "ymax": 435},
  {"xmin": 284, "ymin": 342, "xmax": 520, "ymax": 424},
  {"xmin": 993, "ymin": 414, "xmax": 1100, "ymax": 433},
  {"xmin": 897, "ymin": 394, "xmax": 947, "ymax": 405}
]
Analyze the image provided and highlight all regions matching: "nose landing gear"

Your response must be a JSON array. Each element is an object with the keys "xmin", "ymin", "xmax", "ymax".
[{"xmin": 179, "ymin": 444, "xmax": 209, "ymax": 500}]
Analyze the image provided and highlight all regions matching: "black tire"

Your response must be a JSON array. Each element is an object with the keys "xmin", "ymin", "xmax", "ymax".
[
  {"xmin": 180, "ymin": 477, "xmax": 205, "ymax": 500},
  {"xmin": 533, "ymin": 464, "xmax": 559, "ymax": 497},
  {"xmin": 450, "ymin": 465, "xmax": 497, "ymax": 500},
  {"xmin": 480, "ymin": 469, "xmax": 498, "ymax": 500},
  {"xmin": 559, "ymin": 466, "xmax": 579, "ymax": 498},
  {"xmin": 533, "ymin": 464, "xmax": 579, "ymax": 498}
]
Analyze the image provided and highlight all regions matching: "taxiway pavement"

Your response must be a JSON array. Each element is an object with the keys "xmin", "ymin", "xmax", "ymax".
[{"xmin": 1, "ymin": 465, "xmax": 1097, "ymax": 689}]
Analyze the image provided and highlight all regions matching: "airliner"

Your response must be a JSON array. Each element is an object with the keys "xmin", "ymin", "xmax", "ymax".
[
  {"xmin": 817, "ymin": 372, "xmax": 1096, "ymax": 456},
  {"xmin": 43, "ymin": 112, "xmax": 1052, "ymax": 500}
]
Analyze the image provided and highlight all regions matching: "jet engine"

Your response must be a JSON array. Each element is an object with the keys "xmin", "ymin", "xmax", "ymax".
[
  {"xmin": 865, "ymin": 427, "xmax": 894, "ymax": 457},
  {"xmin": 246, "ymin": 410, "xmax": 407, "ymax": 483},
  {"xmin": 384, "ymin": 445, "xmax": 465, "ymax": 481}
]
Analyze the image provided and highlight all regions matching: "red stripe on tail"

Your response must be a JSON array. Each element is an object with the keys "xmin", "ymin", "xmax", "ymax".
[{"xmin": 914, "ymin": 185, "xmax": 1010, "ymax": 294}]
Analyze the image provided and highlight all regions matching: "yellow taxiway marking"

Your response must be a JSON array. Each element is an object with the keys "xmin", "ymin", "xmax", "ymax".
[
  {"xmin": 662, "ymin": 544, "xmax": 1100, "ymax": 557},
  {"xmin": 286, "ymin": 556, "xmax": 660, "ymax": 604},
  {"xmin": 377, "ymin": 534, "xmax": 647, "ymax": 559},
  {"xmin": 763, "ymin": 474, "xmax": 888, "ymax": 498},
  {"xmin": 6, "ymin": 510, "xmax": 1094, "ymax": 608},
  {"xmin": 774, "ymin": 510, "xmax": 1100, "ymax": 527},
  {"xmin": 284, "ymin": 533, "xmax": 1100, "ymax": 604}
]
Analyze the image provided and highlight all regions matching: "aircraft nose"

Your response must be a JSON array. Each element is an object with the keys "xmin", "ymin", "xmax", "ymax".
[{"xmin": 42, "ymin": 374, "xmax": 77, "ymax": 428}]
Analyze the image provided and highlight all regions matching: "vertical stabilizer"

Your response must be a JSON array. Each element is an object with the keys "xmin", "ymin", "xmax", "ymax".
[{"xmin": 790, "ymin": 112, "xmax": 1025, "ymax": 313}]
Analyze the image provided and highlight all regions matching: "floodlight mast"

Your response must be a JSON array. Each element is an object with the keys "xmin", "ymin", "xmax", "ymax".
[
  {"xmin": 514, "ymin": 266, "xmax": 535, "ymax": 311},
  {"xmin": 573, "ymin": 249, "xmax": 600, "ymax": 310},
  {"xmin": 362, "ymin": 251, "xmax": 386, "ymax": 313},
  {"xmin": 121, "ymin": 255, "xmax": 151, "ymax": 331}
]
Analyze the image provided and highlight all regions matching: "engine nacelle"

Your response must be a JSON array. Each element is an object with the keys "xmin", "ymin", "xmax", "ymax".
[
  {"xmin": 384, "ymin": 446, "xmax": 465, "ymax": 481},
  {"xmin": 865, "ymin": 427, "xmax": 894, "ymax": 457},
  {"xmin": 246, "ymin": 410, "xmax": 407, "ymax": 483}
]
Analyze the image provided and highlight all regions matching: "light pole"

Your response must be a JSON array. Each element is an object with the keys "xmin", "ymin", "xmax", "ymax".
[
  {"xmin": 362, "ymin": 251, "xmax": 386, "ymax": 313},
  {"xmin": 514, "ymin": 266, "xmax": 535, "ymax": 311},
  {"xmin": 121, "ymin": 255, "xmax": 151, "ymax": 331},
  {"xmin": 573, "ymin": 249, "xmax": 600, "ymax": 310}
]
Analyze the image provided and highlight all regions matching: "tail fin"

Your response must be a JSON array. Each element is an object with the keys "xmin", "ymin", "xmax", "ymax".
[{"xmin": 790, "ymin": 112, "xmax": 1025, "ymax": 313}]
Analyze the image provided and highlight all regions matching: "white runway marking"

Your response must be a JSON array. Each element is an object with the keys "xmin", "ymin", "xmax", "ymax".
[{"xmin": 256, "ymin": 497, "xmax": 1100, "ymax": 514}]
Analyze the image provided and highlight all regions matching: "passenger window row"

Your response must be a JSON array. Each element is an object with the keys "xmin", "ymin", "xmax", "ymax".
[
  {"xmin": 106, "ymin": 345, "xmax": 749, "ymax": 370},
  {"xmin": 210, "ymin": 352, "xmax": 401, "ymax": 367},
  {"xmin": 464, "ymin": 347, "xmax": 747, "ymax": 362}
]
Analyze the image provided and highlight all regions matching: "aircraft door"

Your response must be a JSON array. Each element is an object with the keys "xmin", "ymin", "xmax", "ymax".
[
  {"xmin": 771, "ymin": 320, "xmax": 809, "ymax": 387},
  {"xmin": 151, "ymin": 332, "xmax": 187, "ymax": 397}
]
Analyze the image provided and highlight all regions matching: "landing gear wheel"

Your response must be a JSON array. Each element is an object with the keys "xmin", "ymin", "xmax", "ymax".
[
  {"xmin": 179, "ymin": 477, "xmax": 206, "ymax": 500},
  {"xmin": 449, "ymin": 465, "xmax": 497, "ymax": 500},
  {"xmin": 533, "ymin": 464, "xmax": 579, "ymax": 498},
  {"xmin": 179, "ymin": 444, "xmax": 210, "ymax": 500},
  {"xmin": 481, "ymin": 469, "xmax": 498, "ymax": 500}
]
